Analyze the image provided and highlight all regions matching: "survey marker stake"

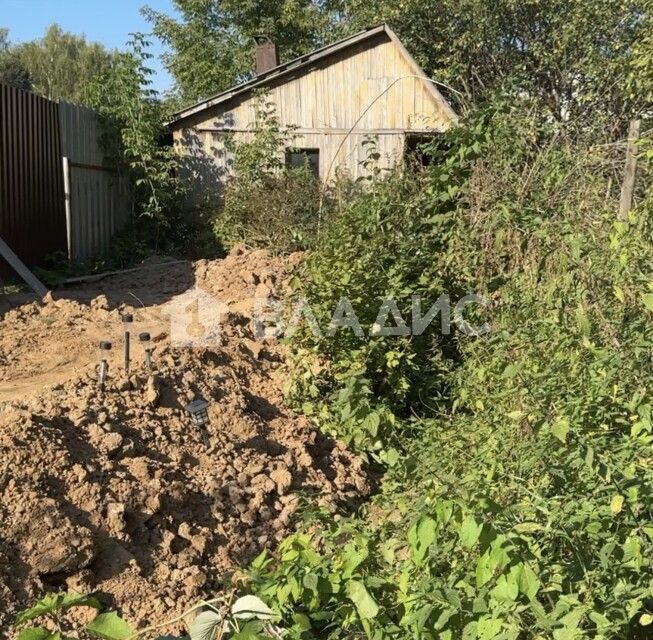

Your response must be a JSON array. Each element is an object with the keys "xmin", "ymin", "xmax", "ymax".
[
  {"xmin": 99, "ymin": 341, "xmax": 112, "ymax": 391},
  {"xmin": 139, "ymin": 332, "xmax": 153, "ymax": 371},
  {"xmin": 122, "ymin": 313, "xmax": 133, "ymax": 372}
]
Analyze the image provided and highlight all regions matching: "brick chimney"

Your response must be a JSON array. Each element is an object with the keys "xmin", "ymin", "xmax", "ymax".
[{"xmin": 254, "ymin": 35, "xmax": 279, "ymax": 75}]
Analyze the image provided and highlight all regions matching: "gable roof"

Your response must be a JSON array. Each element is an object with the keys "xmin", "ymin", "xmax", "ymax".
[{"xmin": 168, "ymin": 24, "xmax": 457, "ymax": 127}]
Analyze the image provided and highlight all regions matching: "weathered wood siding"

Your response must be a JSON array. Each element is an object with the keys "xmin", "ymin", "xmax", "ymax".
[{"xmin": 172, "ymin": 31, "xmax": 454, "ymax": 197}]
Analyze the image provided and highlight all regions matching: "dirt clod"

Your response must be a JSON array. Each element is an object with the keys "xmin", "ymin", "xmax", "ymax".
[{"xmin": 0, "ymin": 247, "xmax": 368, "ymax": 634}]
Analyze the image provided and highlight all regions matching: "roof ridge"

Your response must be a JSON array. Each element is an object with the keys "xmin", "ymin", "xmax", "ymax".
[
  {"xmin": 255, "ymin": 23, "xmax": 387, "ymax": 81},
  {"xmin": 168, "ymin": 24, "xmax": 389, "ymax": 125}
]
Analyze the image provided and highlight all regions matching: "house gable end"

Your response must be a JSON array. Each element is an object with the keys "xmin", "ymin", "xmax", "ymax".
[{"xmin": 169, "ymin": 25, "xmax": 456, "ymax": 131}]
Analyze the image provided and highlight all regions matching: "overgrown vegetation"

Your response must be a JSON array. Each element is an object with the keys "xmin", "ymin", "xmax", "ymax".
[
  {"xmin": 13, "ymin": 590, "xmax": 282, "ymax": 640},
  {"xmin": 214, "ymin": 95, "xmax": 331, "ymax": 254},
  {"xmin": 228, "ymin": 17, "xmax": 653, "ymax": 640},
  {"xmin": 236, "ymin": 97, "xmax": 653, "ymax": 636},
  {"xmin": 344, "ymin": 0, "xmax": 648, "ymax": 117},
  {"xmin": 87, "ymin": 34, "xmax": 183, "ymax": 227},
  {"xmin": 140, "ymin": 0, "xmax": 650, "ymax": 119}
]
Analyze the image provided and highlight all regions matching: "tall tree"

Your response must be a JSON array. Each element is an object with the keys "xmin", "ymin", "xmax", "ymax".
[
  {"xmin": 631, "ymin": 0, "xmax": 653, "ymax": 107},
  {"xmin": 13, "ymin": 24, "xmax": 113, "ymax": 102},
  {"xmin": 341, "ymin": 0, "xmax": 648, "ymax": 125},
  {"xmin": 145, "ymin": 0, "xmax": 647, "ymax": 129},
  {"xmin": 87, "ymin": 35, "xmax": 182, "ymax": 223},
  {"xmin": 142, "ymin": 0, "xmax": 342, "ymax": 102},
  {"xmin": 0, "ymin": 28, "xmax": 31, "ymax": 91}
]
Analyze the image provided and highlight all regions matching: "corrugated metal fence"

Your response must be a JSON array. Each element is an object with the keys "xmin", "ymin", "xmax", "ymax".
[
  {"xmin": 59, "ymin": 102, "xmax": 131, "ymax": 262},
  {"xmin": 0, "ymin": 83, "xmax": 131, "ymax": 275},
  {"xmin": 0, "ymin": 83, "xmax": 67, "ymax": 273}
]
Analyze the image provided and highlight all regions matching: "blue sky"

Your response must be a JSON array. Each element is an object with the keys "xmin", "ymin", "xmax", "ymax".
[{"xmin": 1, "ymin": 0, "xmax": 179, "ymax": 93}]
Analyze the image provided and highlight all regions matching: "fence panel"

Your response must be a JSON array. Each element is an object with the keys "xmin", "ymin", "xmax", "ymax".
[
  {"xmin": 0, "ymin": 83, "xmax": 67, "ymax": 274},
  {"xmin": 58, "ymin": 101, "xmax": 131, "ymax": 262}
]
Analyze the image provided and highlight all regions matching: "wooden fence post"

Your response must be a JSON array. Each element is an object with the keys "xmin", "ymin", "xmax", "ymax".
[{"xmin": 618, "ymin": 119, "xmax": 641, "ymax": 221}]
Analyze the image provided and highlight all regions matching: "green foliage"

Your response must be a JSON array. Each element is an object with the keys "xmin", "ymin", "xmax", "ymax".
[
  {"xmin": 341, "ymin": 0, "xmax": 648, "ymax": 125},
  {"xmin": 102, "ymin": 206, "xmax": 224, "ymax": 264},
  {"xmin": 13, "ymin": 592, "xmax": 130, "ymax": 640},
  {"xmin": 142, "ymin": 0, "xmax": 339, "ymax": 101},
  {"xmin": 285, "ymin": 118, "xmax": 490, "ymax": 456},
  {"xmin": 13, "ymin": 591, "xmax": 280, "ymax": 640},
  {"xmin": 86, "ymin": 612, "xmax": 133, "ymax": 640},
  {"xmin": 215, "ymin": 94, "xmax": 327, "ymax": 254},
  {"xmin": 245, "ymin": 100, "xmax": 653, "ymax": 638},
  {"xmin": 88, "ymin": 34, "xmax": 183, "ymax": 224},
  {"xmin": 5, "ymin": 24, "xmax": 112, "ymax": 102},
  {"xmin": 227, "ymin": 93, "xmax": 295, "ymax": 180},
  {"xmin": 15, "ymin": 593, "xmax": 101, "ymax": 625},
  {"xmin": 5, "ymin": 4, "xmax": 653, "ymax": 639},
  {"xmin": 215, "ymin": 168, "xmax": 324, "ymax": 254},
  {"xmin": 0, "ymin": 28, "xmax": 32, "ymax": 91},
  {"xmin": 630, "ymin": 0, "xmax": 653, "ymax": 106},
  {"xmin": 140, "ymin": 0, "xmax": 651, "ymax": 127}
]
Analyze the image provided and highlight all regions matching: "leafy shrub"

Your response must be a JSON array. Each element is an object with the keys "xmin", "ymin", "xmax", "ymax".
[
  {"xmin": 215, "ymin": 167, "xmax": 324, "ymax": 254},
  {"xmin": 214, "ymin": 93, "xmax": 339, "ymax": 254},
  {"xmin": 245, "ymin": 101, "xmax": 653, "ymax": 639},
  {"xmin": 284, "ymin": 116, "xmax": 491, "ymax": 457},
  {"xmin": 13, "ymin": 591, "xmax": 281, "ymax": 640},
  {"xmin": 88, "ymin": 34, "xmax": 183, "ymax": 224},
  {"xmin": 13, "ymin": 592, "xmax": 127, "ymax": 640}
]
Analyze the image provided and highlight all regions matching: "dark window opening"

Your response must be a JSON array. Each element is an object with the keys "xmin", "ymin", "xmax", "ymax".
[
  {"xmin": 159, "ymin": 131, "xmax": 174, "ymax": 147},
  {"xmin": 404, "ymin": 134, "xmax": 438, "ymax": 168},
  {"xmin": 286, "ymin": 148, "xmax": 320, "ymax": 178}
]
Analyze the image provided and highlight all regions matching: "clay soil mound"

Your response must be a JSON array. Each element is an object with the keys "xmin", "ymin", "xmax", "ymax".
[{"xmin": 0, "ymin": 247, "xmax": 369, "ymax": 635}]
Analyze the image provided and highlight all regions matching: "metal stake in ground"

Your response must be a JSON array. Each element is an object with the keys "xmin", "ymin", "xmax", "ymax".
[
  {"xmin": 122, "ymin": 313, "xmax": 133, "ymax": 372},
  {"xmin": 139, "ymin": 332, "xmax": 153, "ymax": 371},
  {"xmin": 98, "ymin": 341, "xmax": 112, "ymax": 391}
]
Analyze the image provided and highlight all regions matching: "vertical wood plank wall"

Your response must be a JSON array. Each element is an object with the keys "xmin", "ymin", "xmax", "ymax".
[{"xmin": 173, "ymin": 32, "xmax": 454, "ymax": 197}]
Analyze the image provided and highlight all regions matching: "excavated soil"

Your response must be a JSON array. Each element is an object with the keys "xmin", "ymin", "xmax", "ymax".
[{"xmin": 0, "ymin": 247, "xmax": 369, "ymax": 636}]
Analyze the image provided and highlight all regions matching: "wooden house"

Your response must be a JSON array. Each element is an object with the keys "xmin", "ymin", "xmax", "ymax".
[{"xmin": 167, "ymin": 24, "xmax": 457, "ymax": 200}]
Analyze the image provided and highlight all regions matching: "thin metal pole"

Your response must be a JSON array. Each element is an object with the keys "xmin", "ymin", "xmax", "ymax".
[
  {"xmin": 99, "ymin": 359, "xmax": 108, "ymax": 390},
  {"xmin": 124, "ymin": 331, "xmax": 130, "ymax": 371},
  {"xmin": 62, "ymin": 156, "xmax": 72, "ymax": 261}
]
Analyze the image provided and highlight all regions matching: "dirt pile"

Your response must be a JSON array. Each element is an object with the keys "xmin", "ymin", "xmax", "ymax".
[{"xmin": 0, "ymin": 247, "xmax": 369, "ymax": 635}]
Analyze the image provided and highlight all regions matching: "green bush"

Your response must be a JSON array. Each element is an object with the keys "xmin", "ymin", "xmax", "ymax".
[
  {"xmin": 215, "ymin": 167, "xmax": 325, "ymax": 254},
  {"xmin": 213, "ymin": 92, "xmax": 349, "ymax": 254},
  {"xmin": 284, "ymin": 116, "xmax": 491, "ymax": 457},
  {"xmin": 88, "ymin": 34, "xmax": 183, "ymax": 224},
  {"xmin": 245, "ymin": 102, "xmax": 653, "ymax": 639}
]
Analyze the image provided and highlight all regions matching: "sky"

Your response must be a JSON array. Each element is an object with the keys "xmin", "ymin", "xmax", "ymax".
[{"xmin": 1, "ymin": 0, "xmax": 179, "ymax": 93}]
